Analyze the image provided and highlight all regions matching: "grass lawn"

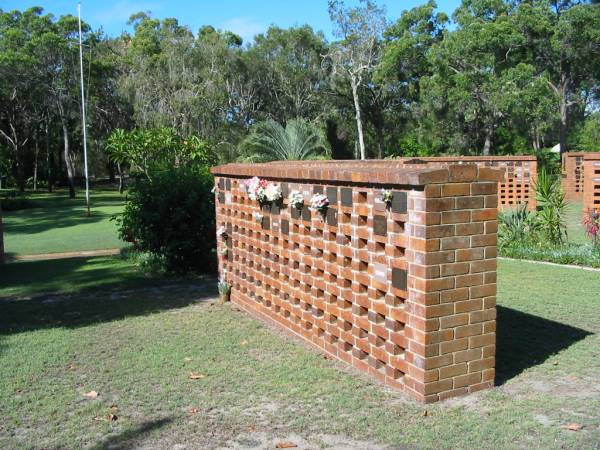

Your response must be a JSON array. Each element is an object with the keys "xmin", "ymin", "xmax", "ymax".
[
  {"xmin": 0, "ymin": 257, "xmax": 599, "ymax": 449},
  {"xmin": 2, "ymin": 188, "xmax": 126, "ymax": 256}
]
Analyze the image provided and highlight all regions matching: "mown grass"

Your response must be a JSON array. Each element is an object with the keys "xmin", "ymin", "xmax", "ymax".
[
  {"xmin": 2, "ymin": 188, "xmax": 125, "ymax": 256},
  {"xmin": 0, "ymin": 257, "xmax": 598, "ymax": 449}
]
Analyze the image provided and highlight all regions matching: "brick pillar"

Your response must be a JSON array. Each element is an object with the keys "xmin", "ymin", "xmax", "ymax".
[
  {"xmin": 583, "ymin": 153, "xmax": 600, "ymax": 213},
  {"xmin": 404, "ymin": 165, "xmax": 497, "ymax": 402}
]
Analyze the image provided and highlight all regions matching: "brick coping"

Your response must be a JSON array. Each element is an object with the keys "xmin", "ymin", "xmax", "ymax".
[
  {"xmin": 269, "ymin": 155, "xmax": 537, "ymax": 164},
  {"xmin": 211, "ymin": 162, "xmax": 503, "ymax": 186}
]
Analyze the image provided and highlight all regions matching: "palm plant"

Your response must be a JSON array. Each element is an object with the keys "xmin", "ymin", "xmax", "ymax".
[
  {"xmin": 534, "ymin": 169, "xmax": 568, "ymax": 245},
  {"xmin": 239, "ymin": 119, "xmax": 331, "ymax": 162}
]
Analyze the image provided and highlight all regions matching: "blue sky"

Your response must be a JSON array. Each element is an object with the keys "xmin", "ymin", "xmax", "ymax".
[{"xmin": 2, "ymin": 0, "xmax": 461, "ymax": 42}]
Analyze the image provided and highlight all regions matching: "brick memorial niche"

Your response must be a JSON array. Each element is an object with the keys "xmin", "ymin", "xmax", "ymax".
[
  {"xmin": 211, "ymin": 161, "xmax": 500, "ymax": 403},
  {"xmin": 271, "ymin": 155, "xmax": 537, "ymax": 210},
  {"xmin": 562, "ymin": 152, "xmax": 587, "ymax": 201},
  {"xmin": 583, "ymin": 153, "xmax": 600, "ymax": 213}
]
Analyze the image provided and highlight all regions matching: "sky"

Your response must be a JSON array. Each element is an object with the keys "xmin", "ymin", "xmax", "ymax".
[{"xmin": 2, "ymin": 0, "xmax": 462, "ymax": 42}]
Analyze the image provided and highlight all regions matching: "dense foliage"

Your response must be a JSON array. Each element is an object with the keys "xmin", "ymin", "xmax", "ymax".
[
  {"xmin": 1, "ymin": 1, "xmax": 599, "ymax": 191},
  {"xmin": 115, "ymin": 167, "xmax": 216, "ymax": 273}
]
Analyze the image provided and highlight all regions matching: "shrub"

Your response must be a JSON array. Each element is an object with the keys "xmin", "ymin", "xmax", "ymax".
[
  {"xmin": 498, "ymin": 204, "xmax": 539, "ymax": 250},
  {"xmin": 114, "ymin": 167, "xmax": 216, "ymax": 273}
]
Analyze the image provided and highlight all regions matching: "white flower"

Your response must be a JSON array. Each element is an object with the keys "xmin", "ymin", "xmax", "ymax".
[
  {"xmin": 253, "ymin": 212, "xmax": 264, "ymax": 222},
  {"xmin": 309, "ymin": 193, "xmax": 329, "ymax": 212},
  {"xmin": 264, "ymin": 183, "xmax": 282, "ymax": 202},
  {"xmin": 211, "ymin": 186, "xmax": 216, "ymax": 194},
  {"xmin": 217, "ymin": 226, "xmax": 227, "ymax": 239},
  {"xmin": 244, "ymin": 176, "xmax": 268, "ymax": 202},
  {"xmin": 288, "ymin": 190, "xmax": 304, "ymax": 209}
]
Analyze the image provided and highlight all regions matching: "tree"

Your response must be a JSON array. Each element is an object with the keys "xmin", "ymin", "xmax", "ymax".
[
  {"xmin": 247, "ymin": 26, "xmax": 328, "ymax": 122},
  {"xmin": 240, "ymin": 119, "xmax": 331, "ymax": 162},
  {"xmin": 327, "ymin": 0, "xmax": 386, "ymax": 160},
  {"xmin": 513, "ymin": 0, "xmax": 600, "ymax": 156}
]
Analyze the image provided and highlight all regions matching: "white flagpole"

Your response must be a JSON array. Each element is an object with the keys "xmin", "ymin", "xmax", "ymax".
[{"xmin": 77, "ymin": 2, "xmax": 90, "ymax": 216}]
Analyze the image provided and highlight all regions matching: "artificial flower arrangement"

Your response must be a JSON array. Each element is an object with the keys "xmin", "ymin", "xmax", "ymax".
[
  {"xmin": 244, "ymin": 176, "xmax": 282, "ymax": 204},
  {"xmin": 288, "ymin": 190, "xmax": 304, "ymax": 210},
  {"xmin": 216, "ymin": 225, "xmax": 227, "ymax": 240},
  {"xmin": 309, "ymin": 193, "xmax": 329, "ymax": 214},
  {"xmin": 380, "ymin": 189, "xmax": 393, "ymax": 207}
]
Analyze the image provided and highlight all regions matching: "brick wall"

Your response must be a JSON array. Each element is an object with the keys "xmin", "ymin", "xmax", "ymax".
[
  {"xmin": 271, "ymin": 155, "xmax": 537, "ymax": 210},
  {"xmin": 583, "ymin": 153, "xmax": 600, "ymax": 213},
  {"xmin": 211, "ymin": 162, "xmax": 500, "ymax": 403},
  {"xmin": 562, "ymin": 152, "xmax": 587, "ymax": 201}
]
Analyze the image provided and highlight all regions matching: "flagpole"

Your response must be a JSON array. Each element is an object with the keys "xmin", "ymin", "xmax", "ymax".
[{"xmin": 77, "ymin": 2, "xmax": 90, "ymax": 216}]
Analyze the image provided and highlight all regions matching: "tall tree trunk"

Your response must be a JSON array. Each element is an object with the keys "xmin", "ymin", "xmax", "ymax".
[
  {"xmin": 375, "ymin": 124, "xmax": 384, "ymax": 159},
  {"xmin": 15, "ymin": 147, "xmax": 25, "ymax": 192},
  {"xmin": 559, "ymin": 91, "xmax": 568, "ymax": 157},
  {"xmin": 33, "ymin": 131, "xmax": 39, "ymax": 191},
  {"xmin": 351, "ymin": 78, "xmax": 366, "ymax": 160},
  {"xmin": 117, "ymin": 163, "xmax": 124, "ymax": 194},
  {"xmin": 482, "ymin": 128, "xmax": 493, "ymax": 156},
  {"xmin": 46, "ymin": 120, "xmax": 53, "ymax": 193},
  {"xmin": 62, "ymin": 121, "xmax": 76, "ymax": 198}
]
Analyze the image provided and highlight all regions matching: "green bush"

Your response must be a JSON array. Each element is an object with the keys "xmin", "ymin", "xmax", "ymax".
[
  {"xmin": 114, "ymin": 167, "xmax": 217, "ymax": 273},
  {"xmin": 501, "ymin": 244, "xmax": 600, "ymax": 269}
]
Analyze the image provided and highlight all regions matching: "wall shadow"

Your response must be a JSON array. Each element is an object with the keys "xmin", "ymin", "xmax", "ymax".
[
  {"xmin": 496, "ymin": 306, "xmax": 592, "ymax": 385},
  {"xmin": 88, "ymin": 417, "xmax": 173, "ymax": 450},
  {"xmin": 0, "ymin": 258, "xmax": 217, "ymax": 339}
]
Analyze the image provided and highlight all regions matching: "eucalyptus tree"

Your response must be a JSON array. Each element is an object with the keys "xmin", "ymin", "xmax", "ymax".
[
  {"xmin": 247, "ymin": 26, "xmax": 329, "ymax": 122},
  {"xmin": 327, "ymin": 0, "xmax": 386, "ymax": 160},
  {"xmin": 512, "ymin": 0, "xmax": 600, "ymax": 155}
]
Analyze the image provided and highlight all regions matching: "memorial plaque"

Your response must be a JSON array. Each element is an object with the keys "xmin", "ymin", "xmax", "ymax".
[
  {"xmin": 281, "ymin": 219, "xmax": 289, "ymax": 235},
  {"xmin": 326, "ymin": 187, "xmax": 338, "ymax": 204},
  {"xmin": 391, "ymin": 191, "xmax": 407, "ymax": 214},
  {"xmin": 302, "ymin": 205, "xmax": 311, "ymax": 221},
  {"xmin": 373, "ymin": 215, "xmax": 387, "ymax": 236},
  {"xmin": 341, "ymin": 188, "xmax": 353, "ymax": 206},
  {"xmin": 261, "ymin": 216, "xmax": 270, "ymax": 230},
  {"xmin": 326, "ymin": 208, "xmax": 338, "ymax": 226},
  {"xmin": 392, "ymin": 268, "xmax": 407, "ymax": 290}
]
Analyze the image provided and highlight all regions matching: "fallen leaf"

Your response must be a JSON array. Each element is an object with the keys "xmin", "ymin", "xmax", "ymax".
[
  {"xmin": 189, "ymin": 408, "xmax": 200, "ymax": 415},
  {"xmin": 107, "ymin": 413, "xmax": 118, "ymax": 422},
  {"xmin": 184, "ymin": 357, "xmax": 193, "ymax": 362},
  {"xmin": 83, "ymin": 391, "xmax": 99, "ymax": 399},
  {"xmin": 563, "ymin": 423, "xmax": 583, "ymax": 431},
  {"xmin": 68, "ymin": 364, "xmax": 76, "ymax": 370},
  {"xmin": 553, "ymin": 361, "xmax": 559, "ymax": 366},
  {"xmin": 93, "ymin": 416, "xmax": 106, "ymax": 422},
  {"xmin": 423, "ymin": 409, "xmax": 428, "ymax": 417},
  {"xmin": 275, "ymin": 442, "xmax": 297, "ymax": 449},
  {"xmin": 109, "ymin": 405, "xmax": 118, "ymax": 412},
  {"xmin": 240, "ymin": 340, "xmax": 248, "ymax": 345},
  {"xmin": 189, "ymin": 372, "xmax": 206, "ymax": 380}
]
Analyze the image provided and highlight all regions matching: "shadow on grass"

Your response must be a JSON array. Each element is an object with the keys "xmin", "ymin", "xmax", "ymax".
[
  {"xmin": 496, "ymin": 306, "xmax": 592, "ymax": 385},
  {"xmin": 4, "ymin": 207, "xmax": 114, "ymax": 235},
  {"xmin": 88, "ymin": 417, "xmax": 173, "ymax": 450},
  {"xmin": 0, "ymin": 257, "xmax": 217, "ymax": 340}
]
